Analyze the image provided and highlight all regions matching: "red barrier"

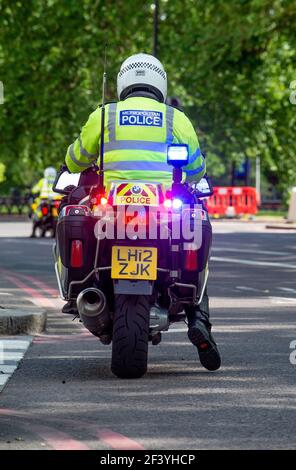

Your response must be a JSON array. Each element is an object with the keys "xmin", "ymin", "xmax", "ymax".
[{"xmin": 207, "ymin": 186, "xmax": 259, "ymax": 217}]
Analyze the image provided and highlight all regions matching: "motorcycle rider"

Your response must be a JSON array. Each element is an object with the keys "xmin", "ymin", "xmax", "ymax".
[
  {"xmin": 63, "ymin": 53, "xmax": 221, "ymax": 371},
  {"xmin": 30, "ymin": 167, "xmax": 60, "ymax": 237}
]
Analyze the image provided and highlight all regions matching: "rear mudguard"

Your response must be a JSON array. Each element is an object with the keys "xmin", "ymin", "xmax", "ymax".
[{"xmin": 113, "ymin": 279, "xmax": 153, "ymax": 296}]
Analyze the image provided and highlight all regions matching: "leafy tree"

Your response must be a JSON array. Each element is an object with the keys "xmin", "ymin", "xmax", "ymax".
[
  {"xmin": 160, "ymin": 0, "xmax": 296, "ymax": 193},
  {"xmin": 0, "ymin": 0, "xmax": 295, "ymax": 198}
]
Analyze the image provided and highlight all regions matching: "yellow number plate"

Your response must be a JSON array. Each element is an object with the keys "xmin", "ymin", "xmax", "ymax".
[
  {"xmin": 111, "ymin": 246, "xmax": 157, "ymax": 281},
  {"xmin": 52, "ymin": 208, "xmax": 58, "ymax": 217}
]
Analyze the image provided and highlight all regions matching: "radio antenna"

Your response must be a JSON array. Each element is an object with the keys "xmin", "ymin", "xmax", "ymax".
[{"xmin": 98, "ymin": 44, "xmax": 107, "ymax": 192}]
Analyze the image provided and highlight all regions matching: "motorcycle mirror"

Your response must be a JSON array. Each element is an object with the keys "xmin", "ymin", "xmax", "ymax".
[
  {"xmin": 191, "ymin": 175, "xmax": 214, "ymax": 198},
  {"xmin": 53, "ymin": 166, "xmax": 81, "ymax": 195}
]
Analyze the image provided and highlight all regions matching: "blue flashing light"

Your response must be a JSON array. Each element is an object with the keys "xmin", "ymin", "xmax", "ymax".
[{"xmin": 167, "ymin": 144, "xmax": 189, "ymax": 167}]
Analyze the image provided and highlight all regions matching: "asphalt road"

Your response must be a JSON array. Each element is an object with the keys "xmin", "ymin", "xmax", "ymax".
[{"xmin": 0, "ymin": 220, "xmax": 295, "ymax": 450}]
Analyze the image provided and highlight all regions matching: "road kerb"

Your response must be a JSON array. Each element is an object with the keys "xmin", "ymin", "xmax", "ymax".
[
  {"xmin": 265, "ymin": 224, "xmax": 296, "ymax": 230},
  {"xmin": 0, "ymin": 307, "xmax": 46, "ymax": 335}
]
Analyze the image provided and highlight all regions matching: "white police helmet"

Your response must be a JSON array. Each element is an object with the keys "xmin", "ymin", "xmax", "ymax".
[
  {"xmin": 117, "ymin": 53, "xmax": 167, "ymax": 102},
  {"xmin": 44, "ymin": 167, "xmax": 56, "ymax": 180}
]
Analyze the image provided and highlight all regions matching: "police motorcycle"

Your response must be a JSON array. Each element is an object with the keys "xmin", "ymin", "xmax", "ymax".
[
  {"xmin": 30, "ymin": 196, "xmax": 61, "ymax": 238},
  {"xmin": 53, "ymin": 145, "xmax": 213, "ymax": 379}
]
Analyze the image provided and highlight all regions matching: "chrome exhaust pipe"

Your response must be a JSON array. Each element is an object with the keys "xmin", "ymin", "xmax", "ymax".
[
  {"xmin": 77, "ymin": 287, "xmax": 106, "ymax": 316},
  {"xmin": 77, "ymin": 288, "xmax": 110, "ymax": 337}
]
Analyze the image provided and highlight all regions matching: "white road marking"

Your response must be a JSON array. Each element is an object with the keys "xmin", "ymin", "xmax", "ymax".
[
  {"xmin": 0, "ymin": 238, "xmax": 53, "ymax": 246},
  {"xmin": 1, "ymin": 351, "xmax": 25, "ymax": 360},
  {"xmin": 211, "ymin": 256, "xmax": 296, "ymax": 270},
  {"xmin": 0, "ymin": 365, "xmax": 17, "ymax": 373},
  {"xmin": 0, "ymin": 336, "xmax": 32, "ymax": 392},
  {"xmin": 269, "ymin": 297, "xmax": 296, "ymax": 305},
  {"xmin": 212, "ymin": 247, "xmax": 292, "ymax": 256},
  {"xmin": 0, "ymin": 292, "xmax": 12, "ymax": 296},
  {"xmin": 236, "ymin": 286, "xmax": 268, "ymax": 293},
  {"xmin": 1, "ymin": 340, "xmax": 32, "ymax": 349},
  {"xmin": 0, "ymin": 376, "xmax": 8, "ymax": 386},
  {"xmin": 278, "ymin": 287, "xmax": 296, "ymax": 294},
  {"xmin": 164, "ymin": 322, "xmax": 296, "ymax": 333},
  {"xmin": 212, "ymin": 221, "xmax": 296, "ymax": 234}
]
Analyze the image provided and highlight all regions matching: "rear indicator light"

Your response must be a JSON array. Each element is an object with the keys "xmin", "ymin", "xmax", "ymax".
[
  {"xmin": 70, "ymin": 240, "xmax": 83, "ymax": 268},
  {"xmin": 185, "ymin": 249, "xmax": 198, "ymax": 271},
  {"xmin": 172, "ymin": 198, "xmax": 182, "ymax": 210},
  {"xmin": 100, "ymin": 197, "xmax": 108, "ymax": 206}
]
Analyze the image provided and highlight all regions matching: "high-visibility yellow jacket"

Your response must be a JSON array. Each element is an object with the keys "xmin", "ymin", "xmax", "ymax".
[
  {"xmin": 32, "ymin": 178, "xmax": 61, "ymax": 200},
  {"xmin": 65, "ymin": 97, "xmax": 205, "ymax": 189}
]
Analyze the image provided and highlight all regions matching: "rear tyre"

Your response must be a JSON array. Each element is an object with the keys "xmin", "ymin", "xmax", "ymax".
[
  {"xmin": 111, "ymin": 295, "xmax": 150, "ymax": 379},
  {"xmin": 35, "ymin": 225, "xmax": 43, "ymax": 238}
]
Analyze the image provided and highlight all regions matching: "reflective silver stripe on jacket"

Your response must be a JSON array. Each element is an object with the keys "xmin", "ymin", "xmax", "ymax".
[
  {"xmin": 184, "ymin": 159, "xmax": 205, "ymax": 176},
  {"xmin": 165, "ymin": 105, "xmax": 174, "ymax": 144},
  {"xmin": 188, "ymin": 148, "xmax": 201, "ymax": 164},
  {"xmin": 78, "ymin": 136, "xmax": 97, "ymax": 160},
  {"xmin": 104, "ymin": 141, "xmax": 168, "ymax": 153},
  {"xmin": 108, "ymin": 103, "xmax": 117, "ymax": 141},
  {"xmin": 69, "ymin": 144, "xmax": 91, "ymax": 168},
  {"xmin": 104, "ymin": 161, "xmax": 172, "ymax": 172}
]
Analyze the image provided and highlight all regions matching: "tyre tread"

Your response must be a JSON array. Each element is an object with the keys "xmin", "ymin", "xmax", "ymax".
[{"xmin": 111, "ymin": 294, "xmax": 150, "ymax": 379}]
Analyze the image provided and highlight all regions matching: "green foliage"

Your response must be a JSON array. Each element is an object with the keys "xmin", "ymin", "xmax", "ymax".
[
  {"xmin": 0, "ymin": 0, "xmax": 296, "ymax": 194},
  {"xmin": 0, "ymin": 162, "xmax": 5, "ymax": 182}
]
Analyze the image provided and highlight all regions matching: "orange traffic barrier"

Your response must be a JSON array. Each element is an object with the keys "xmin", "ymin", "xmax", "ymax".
[{"xmin": 206, "ymin": 186, "xmax": 259, "ymax": 217}]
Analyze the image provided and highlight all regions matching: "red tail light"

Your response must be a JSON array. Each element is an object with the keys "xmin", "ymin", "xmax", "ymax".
[
  {"xmin": 89, "ymin": 186, "xmax": 108, "ymax": 206},
  {"xmin": 185, "ymin": 249, "xmax": 198, "ymax": 271},
  {"xmin": 70, "ymin": 240, "xmax": 83, "ymax": 268},
  {"xmin": 41, "ymin": 206, "xmax": 48, "ymax": 216},
  {"xmin": 125, "ymin": 214, "xmax": 136, "ymax": 224},
  {"xmin": 124, "ymin": 208, "xmax": 147, "ymax": 225},
  {"xmin": 54, "ymin": 200, "xmax": 61, "ymax": 209}
]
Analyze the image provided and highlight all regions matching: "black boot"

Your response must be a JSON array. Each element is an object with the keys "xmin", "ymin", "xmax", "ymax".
[
  {"xmin": 185, "ymin": 291, "xmax": 221, "ymax": 371},
  {"xmin": 62, "ymin": 300, "xmax": 78, "ymax": 315},
  {"xmin": 30, "ymin": 222, "xmax": 37, "ymax": 238}
]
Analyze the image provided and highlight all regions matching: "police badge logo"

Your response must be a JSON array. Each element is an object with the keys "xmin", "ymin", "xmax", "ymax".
[
  {"xmin": 131, "ymin": 185, "xmax": 142, "ymax": 195},
  {"xmin": 119, "ymin": 110, "xmax": 163, "ymax": 127}
]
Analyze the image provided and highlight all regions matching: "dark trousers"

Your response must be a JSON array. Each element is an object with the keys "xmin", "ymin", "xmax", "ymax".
[{"xmin": 184, "ymin": 209, "xmax": 212, "ymax": 328}]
